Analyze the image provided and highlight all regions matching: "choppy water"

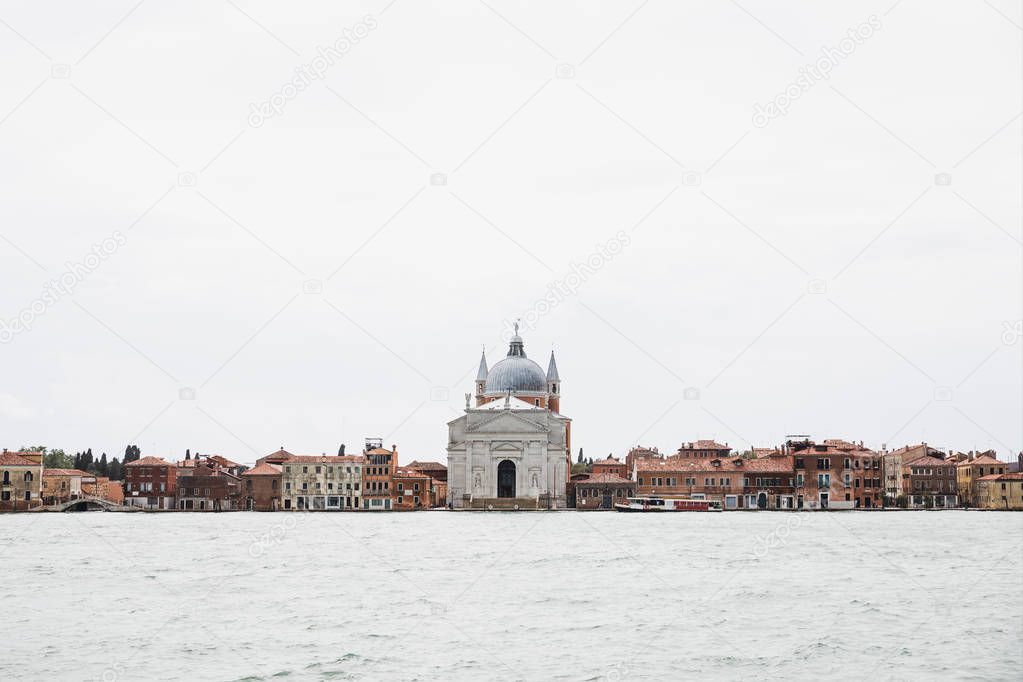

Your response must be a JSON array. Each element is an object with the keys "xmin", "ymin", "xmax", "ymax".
[{"xmin": 1, "ymin": 510, "xmax": 1020, "ymax": 681}]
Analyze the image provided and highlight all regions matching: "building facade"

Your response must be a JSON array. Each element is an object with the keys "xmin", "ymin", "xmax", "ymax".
[
  {"xmin": 448, "ymin": 329, "xmax": 571, "ymax": 509},
  {"xmin": 176, "ymin": 459, "xmax": 242, "ymax": 511},
  {"xmin": 675, "ymin": 440, "xmax": 731, "ymax": 459},
  {"xmin": 0, "ymin": 450, "xmax": 43, "ymax": 510},
  {"xmin": 956, "ymin": 453, "xmax": 1007, "ymax": 507},
  {"xmin": 393, "ymin": 467, "xmax": 432, "ymax": 510},
  {"xmin": 124, "ymin": 456, "xmax": 177, "ymax": 510},
  {"xmin": 363, "ymin": 440, "xmax": 395, "ymax": 511},
  {"xmin": 592, "ymin": 455, "xmax": 627, "ymax": 479},
  {"xmin": 281, "ymin": 455, "xmax": 364, "ymax": 511},
  {"xmin": 574, "ymin": 473, "xmax": 635, "ymax": 510},
  {"xmin": 975, "ymin": 473, "xmax": 1023, "ymax": 510},
  {"xmin": 242, "ymin": 463, "xmax": 283, "ymax": 511}
]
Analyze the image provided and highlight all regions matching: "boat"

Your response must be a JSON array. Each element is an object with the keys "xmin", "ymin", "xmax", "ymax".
[{"xmin": 614, "ymin": 496, "xmax": 722, "ymax": 512}]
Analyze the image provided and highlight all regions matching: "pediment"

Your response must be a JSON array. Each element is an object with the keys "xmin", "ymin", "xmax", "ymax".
[{"xmin": 467, "ymin": 411, "xmax": 549, "ymax": 434}]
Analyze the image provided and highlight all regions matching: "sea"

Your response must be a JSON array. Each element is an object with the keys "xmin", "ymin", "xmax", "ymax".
[{"xmin": 1, "ymin": 510, "xmax": 1020, "ymax": 681}]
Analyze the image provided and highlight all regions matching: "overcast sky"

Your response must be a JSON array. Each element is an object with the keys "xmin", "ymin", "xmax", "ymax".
[{"xmin": 1, "ymin": 1, "xmax": 1020, "ymax": 466}]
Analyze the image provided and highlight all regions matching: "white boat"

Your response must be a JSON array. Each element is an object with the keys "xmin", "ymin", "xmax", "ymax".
[{"xmin": 614, "ymin": 496, "xmax": 722, "ymax": 512}]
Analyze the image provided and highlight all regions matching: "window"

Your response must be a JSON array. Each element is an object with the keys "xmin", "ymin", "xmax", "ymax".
[
  {"xmin": 397, "ymin": 496, "xmax": 403, "ymax": 505},
  {"xmin": 272, "ymin": 480, "xmax": 278, "ymax": 490},
  {"xmin": 397, "ymin": 483, "xmax": 404, "ymax": 492},
  {"xmin": 414, "ymin": 496, "xmax": 420, "ymax": 505},
  {"xmin": 315, "ymin": 466, "xmax": 321, "ymax": 474},
  {"xmin": 23, "ymin": 471, "xmax": 33, "ymax": 482},
  {"xmin": 414, "ymin": 483, "xmax": 420, "ymax": 492},
  {"xmin": 303, "ymin": 466, "xmax": 308, "ymax": 474},
  {"xmin": 795, "ymin": 458, "xmax": 804, "ymax": 469}
]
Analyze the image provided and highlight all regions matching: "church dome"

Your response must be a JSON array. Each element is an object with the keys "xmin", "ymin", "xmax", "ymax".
[{"xmin": 483, "ymin": 331, "xmax": 548, "ymax": 394}]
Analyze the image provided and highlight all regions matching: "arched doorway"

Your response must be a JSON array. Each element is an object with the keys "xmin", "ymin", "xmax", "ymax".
[
  {"xmin": 757, "ymin": 492, "xmax": 768, "ymax": 509},
  {"xmin": 497, "ymin": 460, "xmax": 516, "ymax": 498}
]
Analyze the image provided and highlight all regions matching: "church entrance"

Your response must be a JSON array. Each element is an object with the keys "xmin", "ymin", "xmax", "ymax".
[{"xmin": 497, "ymin": 460, "xmax": 516, "ymax": 498}]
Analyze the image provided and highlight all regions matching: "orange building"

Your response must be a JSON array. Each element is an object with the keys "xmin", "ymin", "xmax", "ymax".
[
  {"xmin": 393, "ymin": 467, "xmax": 433, "ymax": 510},
  {"xmin": 624, "ymin": 446, "xmax": 662, "ymax": 480},
  {"xmin": 242, "ymin": 463, "xmax": 283, "ymax": 511},
  {"xmin": 363, "ymin": 439, "xmax": 396, "ymax": 511},
  {"xmin": 675, "ymin": 440, "xmax": 731, "ymax": 459},
  {"xmin": 592, "ymin": 455, "xmax": 627, "ymax": 479}
]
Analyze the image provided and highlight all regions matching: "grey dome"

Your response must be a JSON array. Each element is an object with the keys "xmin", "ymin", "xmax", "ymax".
[
  {"xmin": 485, "ymin": 356, "xmax": 548, "ymax": 393},
  {"xmin": 483, "ymin": 330, "xmax": 548, "ymax": 393}
]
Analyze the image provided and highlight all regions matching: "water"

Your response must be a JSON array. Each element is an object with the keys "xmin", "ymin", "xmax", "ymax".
[{"xmin": 1, "ymin": 510, "xmax": 1020, "ymax": 681}]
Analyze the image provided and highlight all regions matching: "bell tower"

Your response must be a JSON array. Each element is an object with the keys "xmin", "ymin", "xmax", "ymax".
[
  {"xmin": 547, "ymin": 350, "xmax": 561, "ymax": 413},
  {"xmin": 474, "ymin": 348, "xmax": 488, "ymax": 407}
]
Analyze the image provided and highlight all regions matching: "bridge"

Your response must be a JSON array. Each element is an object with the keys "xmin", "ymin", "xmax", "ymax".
[{"xmin": 36, "ymin": 496, "xmax": 142, "ymax": 512}]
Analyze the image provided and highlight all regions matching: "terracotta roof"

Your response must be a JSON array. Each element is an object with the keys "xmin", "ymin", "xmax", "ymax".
[
  {"xmin": 242, "ymin": 463, "xmax": 282, "ymax": 477},
  {"xmin": 125, "ymin": 456, "xmax": 174, "ymax": 467},
  {"xmin": 978, "ymin": 472, "xmax": 1023, "ymax": 481},
  {"xmin": 958, "ymin": 455, "xmax": 1004, "ymax": 468},
  {"xmin": 742, "ymin": 455, "xmax": 794, "ymax": 473},
  {"xmin": 395, "ymin": 467, "xmax": 431, "ymax": 479},
  {"xmin": 595, "ymin": 456, "xmax": 623, "ymax": 464},
  {"xmin": 408, "ymin": 460, "xmax": 446, "ymax": 471},
  {"xmin": 0, "ymin": 452, "xmax": 43, "ymax": 466},
  {"xmin": 364, "ymin": 447, "xmax": 394, "ymax": 455},
  {"xmin": 207, "ymin": 454, "xmax": 241, "ymax": 468},
  {"xmin": 42, "ymin": 469, "xmax": 93, "ymax": 477},
  {"xmin": 906, "ymin": 454, "xmax": 953, "ymax": 467},
  {"xmin": 575, "ymin": 473, "xmax": 633, "ymax": 485}
]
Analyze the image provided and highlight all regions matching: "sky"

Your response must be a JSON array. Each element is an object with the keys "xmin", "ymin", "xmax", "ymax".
[{"xmin": 0, "ymin": 0, "xmax": 1020, "ymax": 466}]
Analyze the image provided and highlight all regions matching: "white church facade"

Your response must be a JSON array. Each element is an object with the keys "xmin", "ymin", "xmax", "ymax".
[{"xmin": 446, "ymin": 328, "xmax": 571, "ymax": 509}]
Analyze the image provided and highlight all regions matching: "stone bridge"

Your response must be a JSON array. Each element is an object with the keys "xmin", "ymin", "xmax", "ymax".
[{"xmin": 38, "ymin": 496, "xmax": 141, "ymax": 512}]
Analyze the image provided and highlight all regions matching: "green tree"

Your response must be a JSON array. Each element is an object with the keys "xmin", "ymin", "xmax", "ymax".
[
  {"xmin": 577, "ymin": 448, "xmax": 583, "ymax": 464},
  {"xmin": 98, "ymin": 453, "xmax": 108, "ymax": 476}
]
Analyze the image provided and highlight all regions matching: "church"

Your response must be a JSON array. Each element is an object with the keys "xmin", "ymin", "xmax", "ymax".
[{"xmin": 446, "ymin": 327, "xmax": 571, "ymax": 509}]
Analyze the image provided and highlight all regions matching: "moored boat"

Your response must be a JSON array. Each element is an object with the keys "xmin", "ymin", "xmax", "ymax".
[{"xmin": 614, "ymin": 496, "xmax": 722, "ymax": 512}]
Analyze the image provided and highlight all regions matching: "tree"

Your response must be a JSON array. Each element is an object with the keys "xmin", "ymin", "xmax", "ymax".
[
  {"xmin": 73, "ymin": 452, "xmax": 81, "ymax": 470},
  {"xmin": 108, "ymin": 458, "xmax": 123, "ymax": 481},
  {"xmin": 338, "ymin": 444, "xmax": 346, "ymax": 456},
  {"xmin": 577, "ymin": 448, "xmax": 583, "ymax": 464},
  {"xmin": 43, "ymin": 449, "xmax": 73, "ymax": 469},
  {"xmin": 185, "ymin": 449, "xmax": 191, "ymax": 460},
  {"xmin": 98, "ymin": 453, "xmax": 108, "ymax": 477}
]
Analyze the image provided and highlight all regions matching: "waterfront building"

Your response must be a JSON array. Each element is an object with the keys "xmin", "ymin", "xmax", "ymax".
[
  {"xmin": 740, "ymin": 452, "xmax": 796, "ymax": 509},
  {"xmin": 0, "ymin": 449, "xmax": 43, "ymax": 510},
  {"xmin": 281, "ymin": 454, "xmax": 363, "ymax": 511},
  {"xmin": 675, "ymin": 440, "xmax": 731, "ymax": 459},
  {"xmin": 634, "ymin": 457, "xmax": 743, "ymax": 506},
  {"xmin": 363, "ymin": 439, "xmax": 395, "ymax": 511},
  {"xmin": 592, "ymin": 455, "xmax": 627, "ymax": 479},
  {"xmin": 902, "ymin": 454, "xmax": 957, "ymax": 508},
  {"xmin": 241, "ymin": 463, "xmax": 283, "ymax": 511},
  {"xmin": 789, "ymin": 439, "xmax": 880, "ymax": 510},
  {"xmin": 447, "ymin": 328, "xmax": 571, "ymax": 509},
  {"xmin": 408, "ymin": 460, "xmax": 448, "ymax": 507},
  {"xmin": 624, "ymin": 446, "xmax": 661, "ymax": 480},
  {"xmin": 975, "ymin": 472, "xmax": 1023, "ymax": 510},
  {"xmin": 574, "ymin": 472, "xmax": 635, "ymax": 510},
  {"xmin": 956, "ymin": 452, "xmax": 1007, "ymax": 507},
  {"xmin": 883, "ymin": 443, "xmax": 944, "ymax": 504},
  {"xmin": 83, "ymin": 476, "xmax": 124, "ymax": 504},
  {"xmin": 393, "ymin": 466, "xmax": 432, "ymax": 510},
  {"xmin": 124, "ymin": 456, "xmax": 177, "ymax": 510},
  {"xmin": 41, "ymin": 468, "xmax": 93, "ymax": 505},
  {"xmin": 176, "ymin": 459, "xmax": 242, "ymax": 510}
]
